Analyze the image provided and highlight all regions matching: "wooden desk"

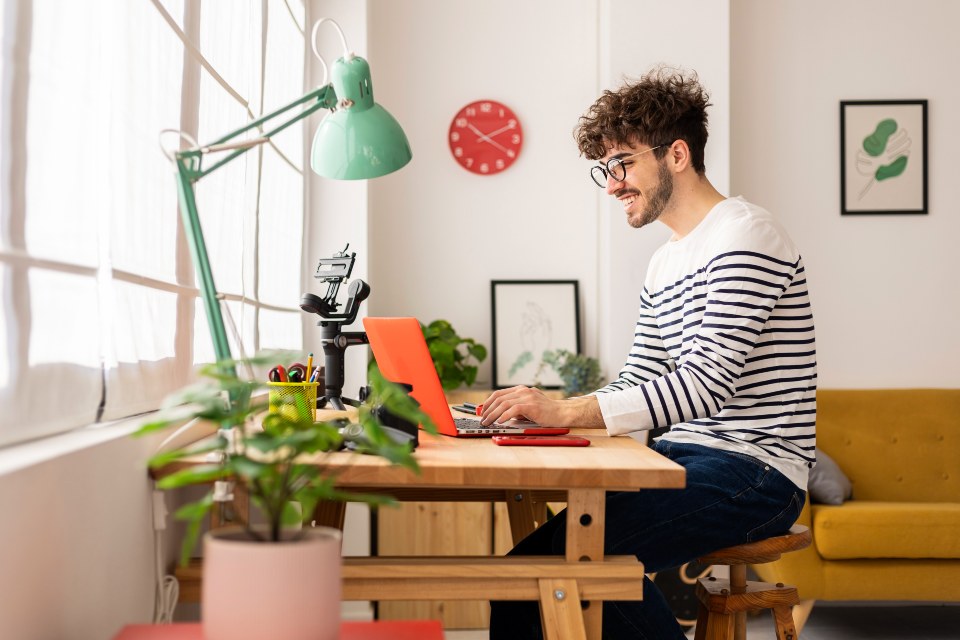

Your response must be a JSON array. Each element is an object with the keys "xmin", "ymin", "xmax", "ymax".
[
  {"xmin": 156, "ymin": 424, "xmax": 685, "ymax": 640},
  {"xmin": 327, "ymin": 426, "xmax": 683, "ymax": 640}
]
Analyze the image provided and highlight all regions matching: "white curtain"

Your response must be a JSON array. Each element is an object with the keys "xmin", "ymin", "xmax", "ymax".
[{"xmin": 0, "ymin": 0, "xmax": 306, "ymax": 446}]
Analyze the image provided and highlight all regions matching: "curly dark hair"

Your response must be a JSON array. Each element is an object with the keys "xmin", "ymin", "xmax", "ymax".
[{"xmin": 574, "ymin": 66, "xmax": 712, "ymax": 174}]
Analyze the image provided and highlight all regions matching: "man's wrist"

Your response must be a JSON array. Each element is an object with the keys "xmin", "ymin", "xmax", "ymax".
[{"xmin": 562, "ymin": 395, "xmax": 605, "ymax": 428}]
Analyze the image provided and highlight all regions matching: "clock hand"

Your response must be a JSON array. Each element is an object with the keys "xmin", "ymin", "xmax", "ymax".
[
  {"xmin": 466, "ymin": 123, "xmax": 511, "ymax": 154},
  {"xmin": 466, "ymin": 123, "xmax": 495, "ymax": 142},
  {"xmin": 482, "ymin": 121, "xmax": 517, "ymax": 140}
]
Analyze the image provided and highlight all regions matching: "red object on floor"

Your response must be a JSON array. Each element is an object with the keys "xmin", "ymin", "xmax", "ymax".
[{"xmin": 113, "ymin": 620, "xmax": 445, "ymax": 639}]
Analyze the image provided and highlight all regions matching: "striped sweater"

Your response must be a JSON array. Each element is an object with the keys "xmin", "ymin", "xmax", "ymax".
[{"xmin": 596, "ymin": 197, "xmax": 816, "ymax": 489}]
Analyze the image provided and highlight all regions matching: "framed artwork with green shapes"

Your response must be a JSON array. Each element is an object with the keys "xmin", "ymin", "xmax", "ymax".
[{"xmin": 840, "ymin": 100, "xmax": 927, "ymax": 215}]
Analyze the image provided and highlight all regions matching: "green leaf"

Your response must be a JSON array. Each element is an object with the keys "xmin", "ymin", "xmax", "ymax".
[
  {"xmin": 280, "ymin": 501, "xmax": 302, "ymax": 527},
  {"xmin": 428, "ymin": 340, "xmax": 455, "ymax": 360},
  {"xmin": 155, "ymin": 464, "xmax": 227, "ymax": 490},
  {"xmin": 228, "ymin": 456, "xmax": 272, "ymax": 480},
  {"xmin": 468, "ymin": 344, "xmax": 487, "ymax": 361},
  {"xmin": 174, "ymin": 495, "xmax": 215, "ymax": 521},
  {"xmin": 174, "ymin": 493, "xmax": 214, "ymax": 566},
  {"xmin": 463, "ymin": 365, "xmax": 478, "ymax": 387},
  {"xmin": 148, "ymin": 434, "xmax": 228, "ymax": 468},
  {"xmin": 301, "ymin": 477, "xmax": 398, "ymax": 508},
  {"xmin": 439, "ymin": 368, "xmax": 464, "ymax": 391}
]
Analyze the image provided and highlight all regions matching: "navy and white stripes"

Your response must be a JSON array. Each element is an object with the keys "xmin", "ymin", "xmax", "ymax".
[{"xmin": 595, "ymin": 197, "xmax": 816, "ymax": 489}]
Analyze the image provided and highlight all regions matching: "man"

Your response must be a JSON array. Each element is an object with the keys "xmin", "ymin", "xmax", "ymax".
[{"xmin": 483, "ymin": 67, "xmax": 816, "ymax": 639}]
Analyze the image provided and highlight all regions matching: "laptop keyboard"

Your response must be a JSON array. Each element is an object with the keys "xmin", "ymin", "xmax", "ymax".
[
  {"xmin": 455, "ymin": 417, "xmax": 527, "ymax": 432},
  {"xmin": 454, "ymin": 417, "xmax": 484, "ymax": 428}
]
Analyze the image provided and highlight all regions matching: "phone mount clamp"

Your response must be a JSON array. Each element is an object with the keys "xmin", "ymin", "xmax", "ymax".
[{"xmin": 299, "ymin": 244, "xmax": 371, "ymax": 410}]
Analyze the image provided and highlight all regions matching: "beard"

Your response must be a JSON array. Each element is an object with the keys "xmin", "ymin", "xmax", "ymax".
[{"xmin": 628, "ymin": 160, "xmax": 674, "ymax": 229}]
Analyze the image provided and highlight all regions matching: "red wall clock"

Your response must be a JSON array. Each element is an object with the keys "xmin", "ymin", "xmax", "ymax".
[{"xmin": 448, "ymin": 100, "xmax": 523, "ymax": 175}]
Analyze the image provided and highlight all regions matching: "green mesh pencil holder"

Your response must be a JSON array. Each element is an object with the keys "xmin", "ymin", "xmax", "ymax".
[{"xmin": 267, "ymin": 382, "xmax": 319, "ymax": 423}]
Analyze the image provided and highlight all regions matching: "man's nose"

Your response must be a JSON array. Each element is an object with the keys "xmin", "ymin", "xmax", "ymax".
[{"xmin": 605, "ymin": 173, "xmax": 624, "ymax": 196}]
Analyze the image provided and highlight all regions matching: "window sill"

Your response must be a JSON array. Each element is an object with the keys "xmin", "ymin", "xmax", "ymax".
[{"xmin": 0, "ymin": 412, "xmax": 167, "ymax": 477}]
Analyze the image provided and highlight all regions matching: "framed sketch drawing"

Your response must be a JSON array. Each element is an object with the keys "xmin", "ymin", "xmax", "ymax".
[
  {"xmin": 840, "ymin": 100, "xmax": 927, "ymax": 215},
  {"xmin": 491, "ymin": 280, "xmax": 580, "ymax": 389}
]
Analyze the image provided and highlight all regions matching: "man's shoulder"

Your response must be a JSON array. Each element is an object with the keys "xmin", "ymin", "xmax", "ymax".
[
  {"xmin": 712, "ymin": 197, "xmax": 777, "ymax": 232},
  {"xmin": 708, "ymin": 198, "xmax": 799, "ymax": 261}
]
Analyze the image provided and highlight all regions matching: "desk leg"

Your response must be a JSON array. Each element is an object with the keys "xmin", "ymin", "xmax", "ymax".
[
  {"xmin": 211, "ymin": 482, "xmax": 249, "ymax": 529},
  {"xmin": 566, "ymin": 489, "xmax": 606, "ymax": 640},
  {"xmin": 539, "ymin": 578, "xmax": 587, "ymax": 640},
  {"xmin": 504, "ymin": 490, "xmax": 539, "ymax": 544}
]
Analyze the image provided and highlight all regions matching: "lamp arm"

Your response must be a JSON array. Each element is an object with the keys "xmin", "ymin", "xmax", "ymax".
[
  {"xmin": 176, "ymin": 83, "xmax": 339, "ymax": 180},
  {"xmin": 174, "ymin": 162, "xmax": 233, "ymax": 368},
  {"xmin": 172, "ymin": 83, "xmax": 338, "ymax": 372}
]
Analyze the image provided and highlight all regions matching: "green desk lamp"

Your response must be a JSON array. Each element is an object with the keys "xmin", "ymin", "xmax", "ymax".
[{"xmin": 167, "ymin": 18, "xmax": 411, "ymax": 368}]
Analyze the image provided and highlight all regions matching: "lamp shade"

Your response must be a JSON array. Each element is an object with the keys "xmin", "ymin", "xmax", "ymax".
[{"xmin": 311, "ymin": 54, "xmax": 412, "ymax": 179}]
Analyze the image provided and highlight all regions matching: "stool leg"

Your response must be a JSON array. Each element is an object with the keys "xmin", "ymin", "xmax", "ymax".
[
  {"xmin": 729, "ymin": 565, "xmax": 747, "ymax": 640},
  {"xmin": 772, "ymin": 605, "xmax": 799, "ymax": 640},
  {"xmin": 793, "ymin": 599, "xmax": 815, "ymax": 633},
  {"xmin": 703, "ymin": 611, "xmax": 734, "ymax": 640},
  {"xmin": 693, "ymin": 603, "xmax": 709, "ymax": 640}
]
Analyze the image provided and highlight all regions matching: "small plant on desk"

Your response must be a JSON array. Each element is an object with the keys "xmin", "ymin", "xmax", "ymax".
[
  {"xmin": 422, "ymin": 319, "xmax": 488, "ymax": 390},
  {"xmin": 135, "ymin": 351, "xmax": 433, "ymax": 564},
  {"xmin": 509, "ymin": 349, "xmax": 605, "ymax": 397}
]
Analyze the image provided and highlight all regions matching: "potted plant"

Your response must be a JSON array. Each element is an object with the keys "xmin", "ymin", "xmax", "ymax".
[
  {"xmin": 509, "ymin": 349, "xmax": 605, "ymax": 397},
  {"xmin": 421, "ymin": 319, "xmax": 487, "ymax": 390},
  {"xmin": 541, "ymin": 349, "xmax": 605, "ymax": 396},
  {"xmin": 136, "ymin": 352, "xmax": 432, "ymax": 640}
]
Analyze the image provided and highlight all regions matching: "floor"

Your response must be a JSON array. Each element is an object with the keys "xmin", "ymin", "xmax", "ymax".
[{"xmin": 444, "ymin": 603, "xmax": 960, "ymax": 639}]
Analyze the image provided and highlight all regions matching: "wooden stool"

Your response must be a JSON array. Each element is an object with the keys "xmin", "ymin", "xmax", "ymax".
[{"xmin": 693, "ymin": 525, "xmax": 811, "ymax": 640}]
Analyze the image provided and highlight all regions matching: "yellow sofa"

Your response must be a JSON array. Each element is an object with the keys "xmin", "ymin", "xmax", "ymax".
[{"xmin": 754, "ymin": 389, "xmax": 960, "ymax": 605}]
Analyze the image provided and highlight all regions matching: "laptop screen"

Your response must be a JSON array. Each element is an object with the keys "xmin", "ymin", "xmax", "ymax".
[{"xmin": 362, "ymin": 317, "xmax": 457, "ymax": 436}]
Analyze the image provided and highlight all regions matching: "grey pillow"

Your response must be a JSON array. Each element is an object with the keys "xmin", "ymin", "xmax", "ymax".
[{"xmin": 808, "ymin": 448, "xmax": 853, "ymax": 505}]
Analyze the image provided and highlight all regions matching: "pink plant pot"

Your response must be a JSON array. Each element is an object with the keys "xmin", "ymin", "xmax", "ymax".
[{"xmin": 202, "ymin": 526, "xmax": 342, "ymax": 640}]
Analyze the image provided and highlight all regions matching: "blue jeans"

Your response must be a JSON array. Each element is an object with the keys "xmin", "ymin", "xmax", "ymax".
[{"xmin": 489, "ymin": 440, "xmax": 806, "ymax": 640}]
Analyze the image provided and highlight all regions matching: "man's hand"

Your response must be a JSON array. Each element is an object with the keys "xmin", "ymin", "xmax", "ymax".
[{"xmin": 479, "ymin": 386, "xmax": 605, "ymax": 429}]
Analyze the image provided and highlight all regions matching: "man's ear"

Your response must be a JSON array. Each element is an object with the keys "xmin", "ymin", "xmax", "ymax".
[{"xmin": 665, "ymin": 139, "xmax": 691, "ymax": 173}]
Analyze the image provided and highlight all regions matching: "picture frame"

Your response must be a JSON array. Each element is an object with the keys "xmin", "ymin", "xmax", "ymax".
[
  {"xmin": 840, "ymin": 100, "xmax": 928, "ymax": 215},
  {"xmin": 490, "ymin": 280, "xmax": 580, "ymax": 389}
]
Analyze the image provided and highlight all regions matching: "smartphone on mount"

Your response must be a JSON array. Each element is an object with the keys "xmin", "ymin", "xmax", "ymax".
[{"xmin": 492, "ymin": 435, "xmax": 591, "ymax": 447}]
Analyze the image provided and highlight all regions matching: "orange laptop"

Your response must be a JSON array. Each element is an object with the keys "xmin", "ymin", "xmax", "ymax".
[{"xmin": 362, "ymin": 317, "xmax": 569, "ymax": 437}]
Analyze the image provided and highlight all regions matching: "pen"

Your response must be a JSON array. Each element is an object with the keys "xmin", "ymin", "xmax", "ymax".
[
  {"xmin": 306, "ymin": 352, "xmax": 314, "ymax": 384},
  {"xmin": 463, "ymin": 402, "xmax": 477, "ymax": 410}
]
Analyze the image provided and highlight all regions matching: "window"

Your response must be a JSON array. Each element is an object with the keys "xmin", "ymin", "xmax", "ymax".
[{"xmin": 0, "ymin": 0, "xmax": 307, "ymax": 447}]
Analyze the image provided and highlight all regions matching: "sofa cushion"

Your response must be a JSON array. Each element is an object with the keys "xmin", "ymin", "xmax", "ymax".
[
  {"xmin": 808, "ymin": 448, "xmax": 853, "ymax": 505},
  {"xmin": 813, "ymin": 502, "xmax": 960, "ymax": 559}
]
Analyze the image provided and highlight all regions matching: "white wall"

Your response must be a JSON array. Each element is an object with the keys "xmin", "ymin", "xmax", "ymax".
[
  {"xmin": 730, "ymin": 0, "xmax": 960, "ymax": 388},
  {"xmin": 367, "ymin": 0, "xmax": 601, "ymax": 383},
  {"xmin": 0, "ymin": 427, "xmax": 166, "ymax": 639},
  {"xmin": 599, "ymin": 0, "xmax": 731, "ymax": 382}
]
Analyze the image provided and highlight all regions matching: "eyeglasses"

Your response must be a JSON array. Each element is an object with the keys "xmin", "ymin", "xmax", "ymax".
[{"xmin": 590, "ymin": 144, "xmax": 668, "ymax": 188}]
